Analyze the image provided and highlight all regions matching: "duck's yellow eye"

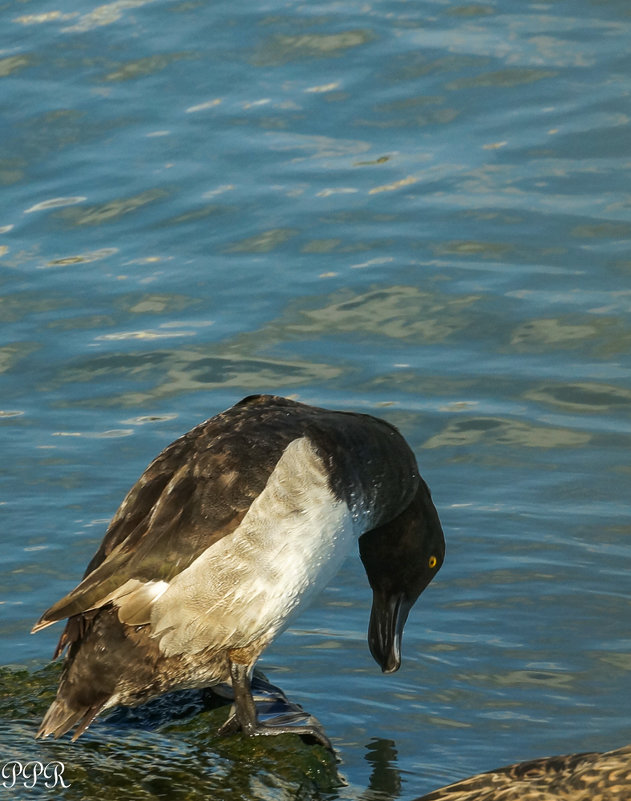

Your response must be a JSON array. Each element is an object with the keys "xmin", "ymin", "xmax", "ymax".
[{"xmin": 429, "ymin": 555, "xmax": 437, "ymax": 569}]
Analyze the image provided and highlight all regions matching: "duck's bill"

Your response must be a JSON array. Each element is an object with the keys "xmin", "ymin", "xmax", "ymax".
[{"xmin": 367, "ymin": 591, "xmax": 413, "ymax": 673}]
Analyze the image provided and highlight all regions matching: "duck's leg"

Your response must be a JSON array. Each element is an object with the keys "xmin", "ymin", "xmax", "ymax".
[
  {"xmin": 217, "ymin": 660, "xmax": 333, "ymax": 750},
  {"xmin": 216, "ymin": 661, "xmax": 257, "ymax": 737}
]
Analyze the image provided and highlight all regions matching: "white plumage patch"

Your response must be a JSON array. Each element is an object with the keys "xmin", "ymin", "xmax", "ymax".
[{"xmin": 149, "ymin": 436, "xmax": 363, "ymax": 658}]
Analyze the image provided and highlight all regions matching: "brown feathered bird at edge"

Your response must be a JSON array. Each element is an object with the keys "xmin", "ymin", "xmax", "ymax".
[{"xmin": 414, "ymin": 744, "xmax": 631, "ymax": 801}]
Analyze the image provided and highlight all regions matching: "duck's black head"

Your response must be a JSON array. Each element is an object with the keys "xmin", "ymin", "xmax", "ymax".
[{"xmin": 358, "ymin": 478, "xmax": 444, "ymax": 673}]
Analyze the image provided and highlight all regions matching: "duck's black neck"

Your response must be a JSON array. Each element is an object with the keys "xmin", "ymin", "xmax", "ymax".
[{"xmin": 306, "ymin": 410, "xmax": 420, "ymax": 530}]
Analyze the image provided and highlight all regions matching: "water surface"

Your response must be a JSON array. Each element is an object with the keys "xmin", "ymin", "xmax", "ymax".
[{"xmin": 1, "ymin": 0, "xmax": 630, "ymax": 798}]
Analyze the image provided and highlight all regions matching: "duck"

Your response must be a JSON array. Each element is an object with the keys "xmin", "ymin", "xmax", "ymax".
[
  {"xmin": 413, "ymin": 744, "xmax": 631, "ymax": 801},
  {"xmin": 32, "ymin": 394, "xmax": 445, "ymax": 746}
]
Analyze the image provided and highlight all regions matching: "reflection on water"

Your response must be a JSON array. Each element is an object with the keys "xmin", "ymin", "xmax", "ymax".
[
  {"xmin": 254, "ymin": 30, "xmax": 375, "ymax": 67},
  {"xmin": 423, "ymin": 417, "xmax": 591, "ymax": 450},
  {"xmin": 58, "ymin": 191, "xmax": 170, "ymax": 227},
  {"xmin": 51, "ymin": 349, "xmax": 341, "ymax": 407},
  {"xmin": 1, "ymin": 0, "xmax": 631, "ymax": 798},
  {"xmin": 361, "ymin": 739, "xmax": 402, "ymax": 801},
  {"xmin": 526, "ymin": 382, "xmax": 631, "ymax": 415},
  {"xmin": 279, "ymin": 286, "xmax": 481, "ymax": 343}
]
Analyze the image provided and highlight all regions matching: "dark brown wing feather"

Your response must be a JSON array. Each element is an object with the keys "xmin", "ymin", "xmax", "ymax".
[{"xmin": 33, "ymin": 397, "xmax": 297, "ymax": 632}]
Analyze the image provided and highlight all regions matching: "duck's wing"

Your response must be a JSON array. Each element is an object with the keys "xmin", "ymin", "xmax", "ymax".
[{"xmin": 32, "ymin": 414, "xmax": 288, "ymax": 635}]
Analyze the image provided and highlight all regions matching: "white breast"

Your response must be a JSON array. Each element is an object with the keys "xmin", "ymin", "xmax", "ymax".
[{"xmin": 151, "ymin": 436, "xmax": 364, "ymax": 658}]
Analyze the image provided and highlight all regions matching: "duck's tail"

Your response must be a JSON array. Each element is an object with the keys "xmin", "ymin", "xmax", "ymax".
[
  {"xmin": 35, "ymin": 608, "xmax": 139, "ymax": 741},
  {"xmin": 36, "ymin": 695, "xmax": 107, "ymax": 740}
]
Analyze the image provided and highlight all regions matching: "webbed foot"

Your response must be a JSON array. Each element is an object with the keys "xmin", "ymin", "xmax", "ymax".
[{"xmin": 217, "ymin": 662, "xmax": 333, "ymax": 751}]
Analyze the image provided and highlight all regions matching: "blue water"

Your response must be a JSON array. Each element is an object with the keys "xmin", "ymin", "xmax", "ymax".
[{"xmin": 1, "ymin": 0, "xmax": 630, "ymax": 797}]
